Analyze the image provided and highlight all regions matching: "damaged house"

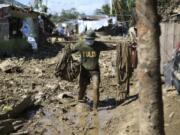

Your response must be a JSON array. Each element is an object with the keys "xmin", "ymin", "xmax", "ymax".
[{"xmin": 0, "ymin": 2, "xmax": 54, "ymax": 55}]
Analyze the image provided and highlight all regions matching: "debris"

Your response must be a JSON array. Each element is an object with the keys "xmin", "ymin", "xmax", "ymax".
[
  {"xmin": 0, "ymin": 119, "xmax": 24, "ymax": 135},
  {"xmin": 34, "ymin": 91, "xmax": 44, "ymax": 105},
  {"xmin": 169, "ymin": 112, "xmax": 175, "ymax": 119},
  {"xmin": 76, "ymin": 102, "xmax": 90, "ymax": 113},
  {"xmin": 0, "ymin": 119, "xmax": 15, "ymax": 134},
  {"xmin": 0, "ymin": 59, "xmax": 23, "ymax": 73},
  {"xmin": 164, "ymin": 86, "xmax": 176, "ymax": 92},
  {"xmin": 10, "ymin": 131, "xmax": 29, "ymax": 135},
  {"xmin": 57, "ymin": 92, "xmax": 74, "ymax": 99},
  {"xmin": 0, "ymin": 95, "xmax": 35, "ymax": 119},
  {"xmin": 45, "ymin": 83, "xmax": 59, "ymax": 91},
  {"xmin": 55, "ymin": 48, "xmax": 80, "ymax": 82},
  {"xmin": 9, "ymin": 95, "xmax": 34, "ymax": 117},
  {"xmin": 2, "ymin": 105, "xmax": 13, "ymax": 113},
  {"xmin": 34, "ymin": 68, "xmax": 44, "ymax": 77}
]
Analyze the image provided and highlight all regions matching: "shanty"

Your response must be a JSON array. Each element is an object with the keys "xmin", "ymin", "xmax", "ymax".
[{"xmin": 0, "ymin": 2, "xmax": 54, "ymax": 55}]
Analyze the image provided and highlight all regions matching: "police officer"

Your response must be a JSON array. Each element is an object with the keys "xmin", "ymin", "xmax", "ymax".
[{"xmin": 71, "ymin": 30, "xmax": 116, "ymax": 110}]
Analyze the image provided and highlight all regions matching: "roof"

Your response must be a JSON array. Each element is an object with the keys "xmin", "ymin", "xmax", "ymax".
[
  {"xmin": 0, "ymin": 2, "xmax": 55, "ymax": 28},
  {"xmin": 0, "ymin": 0, "xmax": 28, "ymax": 9},
  {"xmin": 0, "ymin": 4, "xmax": 39, "ymax": 19},
  {"xmin": 0, "ymin": 4, "xmax": 10, "ymax": 9}
]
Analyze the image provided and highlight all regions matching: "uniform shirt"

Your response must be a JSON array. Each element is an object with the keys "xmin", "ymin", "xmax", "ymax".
[{"xmin": 72, "ymin": 40, "xmax": 115, "ymax": 70}]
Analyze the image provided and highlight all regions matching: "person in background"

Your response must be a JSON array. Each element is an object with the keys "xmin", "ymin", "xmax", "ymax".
[
  {"xmin": 172, "ymin": 42, "xmax": 180, "ymax": 95},
  {"xmin": 57, "ymin": 25, "xmax": 69, "ymax": 41},
  {"xmin": 21, "ymin": 19, "xmax": 38, "ymax": 51}
]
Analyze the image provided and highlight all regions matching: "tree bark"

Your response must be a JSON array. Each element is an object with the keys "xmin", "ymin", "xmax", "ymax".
[{"xmin": 136, "ymin": 0, "xmax": 165, "ymax": 135}]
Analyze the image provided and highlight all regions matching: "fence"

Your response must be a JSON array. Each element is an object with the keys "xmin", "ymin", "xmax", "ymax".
[{"xmin": 160, "ymin": 22, "xmax": 180, "ymax": 72}]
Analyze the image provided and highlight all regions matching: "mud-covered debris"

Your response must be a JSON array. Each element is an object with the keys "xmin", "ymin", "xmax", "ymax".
[
  {"xmin": 0, "ymin": 119, "xmax": 15, "ymax": 134},
  {"xmin": 45, "ymin": 83, "xmax": 59, "ymax": 91},
  {"xmin": 34, "ymin": 91, "xmax": 44, "ymax": 105},
  {"xmin": 57, "ymin": 92, "xmax": 74, "ymax": 99},
  {"xmin": 163, "ymin": 85, "xmax": 176, "ymax": 92},
  {"xmin": 34, "ymin": 68, "xmax": 45, "ymax": 77},
  {"xmin": 9, "ymin": 95, "xmax": 35, "ymax": 117},
  {"xmin": 0, "ymin": 95, "xmax": 35, "ymax": 134},
  {"xmin": 158, "ymin": 1, "xmax": 180, "ymax": 21},
  {"xmin": 0, "ymin": 119, "xmax": 24, "ymax": 135},
  {"xmin": 169, "ymin": 112, "xmax": 175, "ymax": 119},
  {"xmin": 10, "ymin": 130, "xmax": 28, "ymax": 135},
  {"xmin": 0, "ymin": 59, "xmax": 23, "ymax": 73},
  {"xmin": 76, "ymin": 103, "xmax": 91, "ymax": 113},
  {"xmin": 0, "ymin": 95, "xmax": 35, "ymax": 119},
  {"xmin": 2, "ymin": 105, "xmax": 13, "ymax": 113}
]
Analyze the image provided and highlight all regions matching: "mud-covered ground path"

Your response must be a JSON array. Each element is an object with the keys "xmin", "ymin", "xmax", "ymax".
[{"xmin": 0, "ymin": 43, "xmax": 180, "ymax": 135}]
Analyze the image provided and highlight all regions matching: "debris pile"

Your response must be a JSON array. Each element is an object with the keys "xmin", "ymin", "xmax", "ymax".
[
  {"xmin": 158, "ymin": 0, "xmax": 180, "ymax": 21},
  {"xmin": 0, "ymin": 59, "xmax": 23, "ymax": 73}
]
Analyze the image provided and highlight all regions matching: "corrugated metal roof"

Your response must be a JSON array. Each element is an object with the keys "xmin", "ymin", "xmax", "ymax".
[{"xmin": 0, "ymin": 4, "xmax": 10, "ymax": 9}]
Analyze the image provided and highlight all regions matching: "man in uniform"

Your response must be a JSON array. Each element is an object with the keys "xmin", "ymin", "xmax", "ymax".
[{"xmin": 70, "ymin": 30, "xmax": 116, "ymax": 110}]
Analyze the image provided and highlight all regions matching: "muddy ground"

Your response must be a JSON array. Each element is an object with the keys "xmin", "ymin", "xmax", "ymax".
[{"xmin": 0, "ymin": 42, "xmax": 180, "ymax": 135}]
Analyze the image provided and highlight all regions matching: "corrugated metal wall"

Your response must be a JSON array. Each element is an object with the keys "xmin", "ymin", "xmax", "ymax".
[{"xmin": 160, "ymin": 22, "xmax": 180, "ymax": 72}]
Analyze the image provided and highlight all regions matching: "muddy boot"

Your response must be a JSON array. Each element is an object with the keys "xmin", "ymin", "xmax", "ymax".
[
  {"xmin": 78, "ymin": 84, "xmax": 87, "ymax": 102},
  {"xmin": 78, "ymin": 70, "xmax": 89, "ymax": 102}
]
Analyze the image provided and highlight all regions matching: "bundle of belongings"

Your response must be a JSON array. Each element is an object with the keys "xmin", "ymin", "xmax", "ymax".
[
  {"xmin": 55, "ymin": 48, "xmax": 80, "ymax": 82},
  {"xmin": 164, "ymin": 42, "xmax": 180, "ymax": 95}
]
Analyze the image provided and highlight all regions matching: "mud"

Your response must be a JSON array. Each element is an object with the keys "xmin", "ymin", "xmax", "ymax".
[{"xmin": 0, "ymin": 42, "xmax": 180, "ymax": 135}]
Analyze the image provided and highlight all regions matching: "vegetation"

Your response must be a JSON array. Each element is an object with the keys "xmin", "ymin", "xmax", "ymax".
[
  {"xmin": 32, "ymin": 0, "xmax": 48, "ymax": 13},
  {"xmin": 50, "ymin": 8, "xmax": 85, "ymax": 23},
  {"xmin": 94, "ymin": 4, "xmax": 115, "ymax": 16},
  {"xmin": 157, "ymin": 0, "xmax": 169, "ymax": 6},
  {"xmin": 112, "ymin": 0, "xmax": 136, "ymax": 26},
  {"xmin": 94, "ymin": 0, "xmax": 137, "ymax": 26}
]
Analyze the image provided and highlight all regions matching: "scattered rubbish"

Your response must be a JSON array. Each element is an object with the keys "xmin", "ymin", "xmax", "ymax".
[
  {"xmin": 57, "ymin": 92, "xmax": 74, "ymax": 99},
  {"xmin": 169, "ymin": 112, "xmax": 175, "ymax": 119},
  {"xmin": 2, "ymin": 105, "xmax": 13, "ymax": 113},
  {"xmin": 0, "ymin": 59, "xmax": 23, "ymax": 73}
]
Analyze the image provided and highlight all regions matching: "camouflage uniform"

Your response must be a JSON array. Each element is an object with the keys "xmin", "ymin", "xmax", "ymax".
[{"xmin": 71, "ymin": 32, "xmax": 115, "ymax": 109}]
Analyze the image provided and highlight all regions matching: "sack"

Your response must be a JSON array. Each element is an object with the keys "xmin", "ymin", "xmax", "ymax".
[{"xmin": 55, "ymin": 48, "xmax": 80, "ymax": 82}]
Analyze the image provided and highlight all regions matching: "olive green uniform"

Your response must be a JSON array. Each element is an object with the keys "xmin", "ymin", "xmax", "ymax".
[{"xmin": 72, "ymin": 40, "xmax": 115, "ymax": 109}]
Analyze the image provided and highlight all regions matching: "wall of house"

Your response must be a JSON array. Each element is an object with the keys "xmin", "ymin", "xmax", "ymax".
[
  {"xmin": 160, "ymin": 22, "xmax": 180, "ymax": 72},
  {"xmin": 0, "ymin": 38, "xmax": 30, "ymax": 55},
  {"xmin": 0, "ymin": 18, "xmax": 9, "ymax": 40},
  {"xmin": 0, "ymin": 16, "xmax": 36, "ymax": 55}
]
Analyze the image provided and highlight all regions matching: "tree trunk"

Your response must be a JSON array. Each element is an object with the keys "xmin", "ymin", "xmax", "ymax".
[{"xmin": 136, "ymin": 0, "xmax": 165, "ymax": 135}]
